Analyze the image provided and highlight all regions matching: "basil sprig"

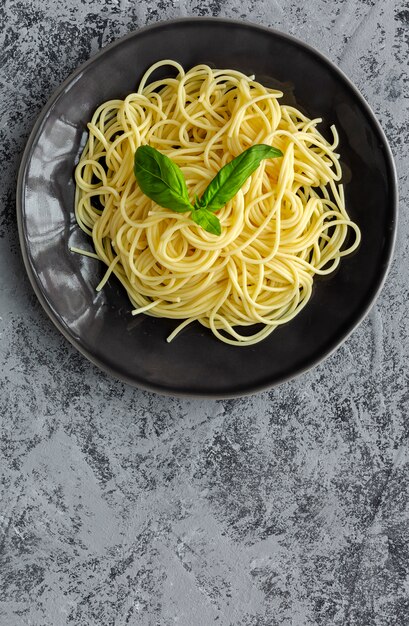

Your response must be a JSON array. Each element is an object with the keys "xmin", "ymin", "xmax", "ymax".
[{"xmin": 134, "ymin": 144, "xmax": 283, "ymax": 235}]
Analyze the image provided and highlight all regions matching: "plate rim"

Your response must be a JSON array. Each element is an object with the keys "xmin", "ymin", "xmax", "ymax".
[{"xmin": 16, "ymin": 16, "xmax": 398, "ymax": 398}]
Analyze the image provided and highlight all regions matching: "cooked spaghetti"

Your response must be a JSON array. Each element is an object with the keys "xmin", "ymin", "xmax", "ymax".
[{"xmin": 73, "ymin": 60, "xmax": 361, "ymax": 346}]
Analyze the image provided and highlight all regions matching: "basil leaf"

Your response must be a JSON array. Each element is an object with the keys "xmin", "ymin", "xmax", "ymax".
[
  {"xmin": 134, "ymin": 145, "xmax": 194, "ymax": 213},
  {"xmin": 198, "ymin": 144, "xmax": 283, "ymax": 213},
  {"xmin": 191, "ymin": 209, "xmax": 221, "ymax": 236}
]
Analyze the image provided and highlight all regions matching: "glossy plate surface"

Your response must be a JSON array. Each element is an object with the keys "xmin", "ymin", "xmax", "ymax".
[{"xmin": 17, "ymin": 18, "xmax": 397, "ymax": 397}]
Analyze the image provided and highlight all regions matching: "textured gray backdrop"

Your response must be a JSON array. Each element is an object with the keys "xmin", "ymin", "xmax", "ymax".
[{"xmin": 1, "ymin": 1, "xmax": 408, "ymax": 624}]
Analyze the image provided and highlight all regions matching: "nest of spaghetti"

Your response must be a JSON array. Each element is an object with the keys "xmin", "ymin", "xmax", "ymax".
[{"xmin": 74, "ymin": 61, "xmax": 360, "ymax": 346}]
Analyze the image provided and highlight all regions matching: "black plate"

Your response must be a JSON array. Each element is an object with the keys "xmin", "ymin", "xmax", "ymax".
[{"xmin": 17, "ymin": 18, "xmax": 397, "ymax": 398}]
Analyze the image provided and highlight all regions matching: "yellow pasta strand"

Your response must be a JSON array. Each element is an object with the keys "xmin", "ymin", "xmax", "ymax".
[{"xmin": 74, "ymin": 61, "xmax": 361, "ymax": 346}]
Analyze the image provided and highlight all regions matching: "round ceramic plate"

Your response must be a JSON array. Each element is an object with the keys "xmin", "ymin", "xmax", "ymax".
[{"xmin": 17, "ymin": 18, "xmax": 397, "ymax": 398}]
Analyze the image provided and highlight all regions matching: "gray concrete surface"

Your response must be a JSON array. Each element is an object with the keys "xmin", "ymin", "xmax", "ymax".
[{"xmin": 1, "ymin": 1, "xmax": 408, "ymax": 624}]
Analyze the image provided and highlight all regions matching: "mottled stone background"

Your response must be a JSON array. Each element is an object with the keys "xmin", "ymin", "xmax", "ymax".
[{"xmin": 1, "ymin": 1, "xmax": 408, "ymax": 624}]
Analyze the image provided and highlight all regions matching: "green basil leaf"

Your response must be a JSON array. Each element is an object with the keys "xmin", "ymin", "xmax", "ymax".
[
  {"xmin": 191, "ymin": 209, "xmax": 221, "ymax": 236},
  {"xmin": 198, "ymin": 144, "xmax": 283, "ymax": 213},
  {"xmin": 134, "ymin": 145, "xmax": 194, "ymax": 213}
]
